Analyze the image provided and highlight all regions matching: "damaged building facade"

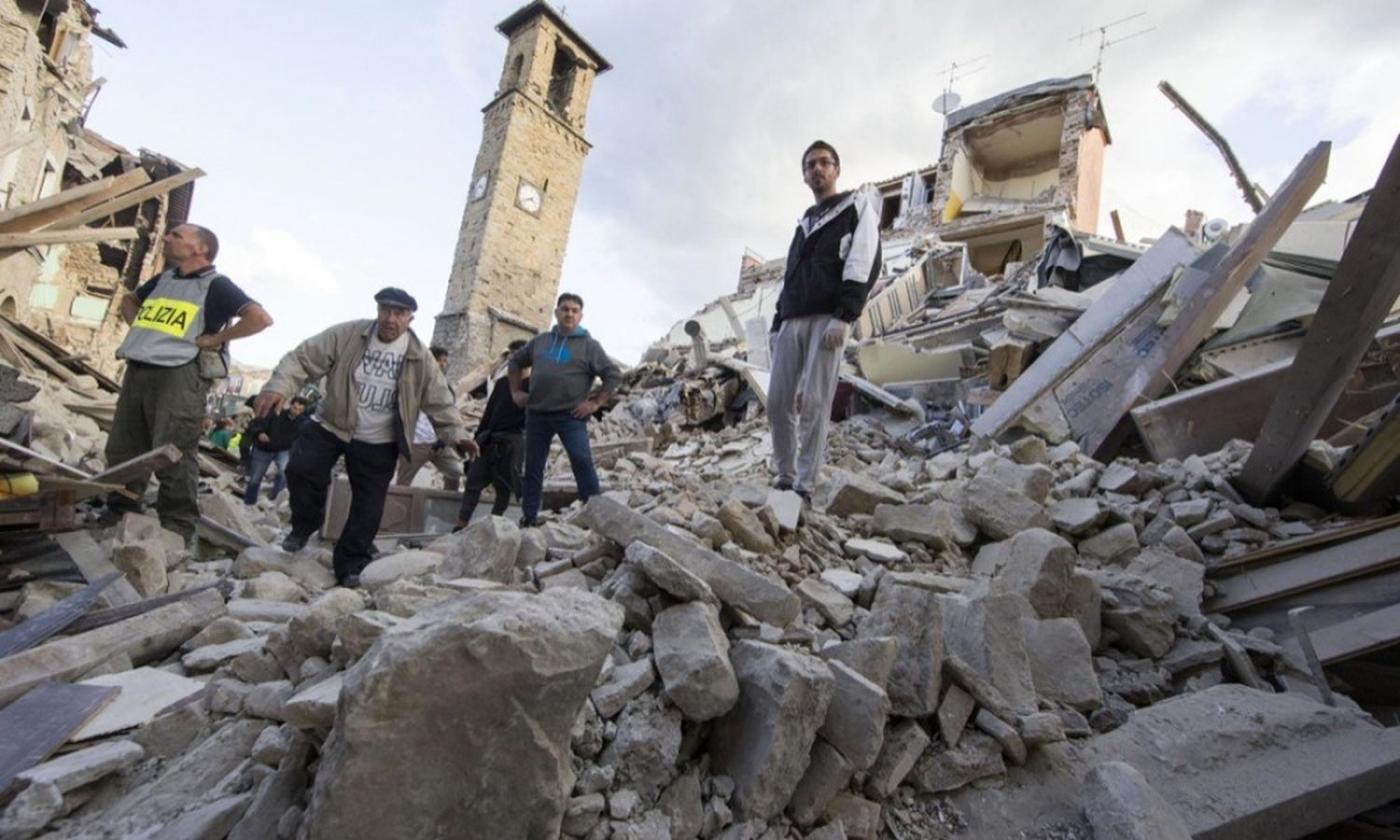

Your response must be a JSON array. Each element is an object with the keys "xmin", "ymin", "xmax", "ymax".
[{"xmin": 0, "ymin": 0, "xmax": 197, "ymax": 381}]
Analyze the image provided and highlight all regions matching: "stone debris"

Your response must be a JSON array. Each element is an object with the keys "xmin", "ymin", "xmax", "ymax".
[
  {"xmin": 1081, "ymin": 761, "xmax": 1193, "ymax": 840},
  {"xmin": 7, "ymin": 255, "xmax": 1400, "ymax": 840}
]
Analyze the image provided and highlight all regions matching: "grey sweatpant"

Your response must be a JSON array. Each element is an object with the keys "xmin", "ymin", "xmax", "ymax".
[{"xmin": 767, "ymin": 313, "xmax": 843, "ymax": 494}]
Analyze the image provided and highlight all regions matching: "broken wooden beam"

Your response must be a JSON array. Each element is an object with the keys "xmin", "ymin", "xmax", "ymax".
[
  {"xmin": 0, "ymin": 226, "xmax": 139, "ymax": 250},
  {"xmin": 0, "ymin": 587, "xmax": 226, "ymax": 706},
  {"xmin": 1132, "ymin": 328, "xmax": 1400, "ymax": 463},
  {"xmin": 0, "ymin": 572, "xmax": 119, "ymax": 658},
  {"xmin": 1211, "ymin": 511, "xmax": 1400, "ymax": 574},
  {"xmin": 1237, "ymin": 134, "xmax": 1400, "ymax": 504},
  {"xmin": 63, "ymin": 579, "xmax": 234, "ymax": 636},
  {"xmin": 1328, "ymin": 394, "xmax": 1400, "ymax": 506},
  {"xmin": 0, "ymin": 436, "xmax": 91, "ymax": 479},
  {"xmin": 45, "ymin": 168, "xmax": 205, "ymax": 232},
  {"xmin": 1284, "ymin": 602, "xmax": 1400, "ymax": 665},
  {"xmin": 1052, "ymin": 141, "xmax": 1329, "ymax": 458},
  {"xmin": 1207, "ymin": 525, "xmax": 1400, "ymax": 613},
  {"xmin": 839, "ymin": 372, "xmax": 925, "ymax": 421},
  {"xmin": 0, "ymin": 168, "xmax": 150, "ymax": 233},
  {"xmin": 89, "ymin": 443, "xmax": 182, "ymax": 487},
  {"xmin": 1158, "ymin": 80, "xmax": 1265, "ymax": 213},
  {"xmin": 197, "ymin": 514, "xmax": 260, "ymax": 552},
  {"xmin": 971, "ymin": 228, "xmax": 1198, "ymax": 440},
  {"xmin": 0, "ymin": 682, "xmax": 119, "ymax": 796}
]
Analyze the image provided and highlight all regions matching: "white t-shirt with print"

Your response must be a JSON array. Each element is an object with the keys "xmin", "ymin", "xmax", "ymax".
[{"xmin": 352, "ymin": 331, "xmax": 408, "ymax": 444}]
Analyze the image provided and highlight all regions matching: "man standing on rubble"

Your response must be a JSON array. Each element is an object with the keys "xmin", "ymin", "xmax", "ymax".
[
  {"xmin": 456, "ymin": 340, "xmax": 529, "ymax": 529},
  {"xmin": 767, "ymin": 140, "xmax": 881, "ymax": 500},
  {"xmin": 105, "ymin": 223, "xmax": 273, "ymax": 542},
  {"xmin": 394, "ymin": 346, "xmax": 464, "ymax": 491},
  {"xmin": 509, "ymin": 293, "xmax": 620, "ymax": 527},
  {"xmin": 242, "ymin": 396, "xmax": 308, "ymax": 504},
  {"xmin": 254, "ymin": 288, "xmax": 467, "ymax": 587}
]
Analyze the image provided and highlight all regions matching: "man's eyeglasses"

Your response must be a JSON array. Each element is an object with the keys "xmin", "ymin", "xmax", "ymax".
[{"xmin": 803, "ymin": 157, "xmax": 837, "ymax": 171}]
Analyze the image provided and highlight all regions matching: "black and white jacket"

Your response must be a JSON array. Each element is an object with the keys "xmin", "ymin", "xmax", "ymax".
[{"xmin": 772, "ymin": 182, "xmax": 882, "ymax": 331}]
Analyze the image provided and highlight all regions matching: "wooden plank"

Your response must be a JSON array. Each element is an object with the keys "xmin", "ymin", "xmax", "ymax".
[
  {"xmin": 1054, "ymin": 143, "xmax": 1329, "ymax": 458},
  {"xmin": 0, "ymin": 313, "xmax": 121, "ymax": 392},
  {"xmin": 53, "ymin": 530, "xmax": 140, "ymax": 607},
  {"xmin": 1330, "ymin": 393, "xmax": 1400, "ymax": 503},
  {"xmin": 35, "ymin": 475, "xmax": 127, "ymax": 500},
  {"xmin": 0, "ymin": 169, "xmax": 149, "ymax": 233},
  {"xmin": 0, "ymin": 572, "xmax": 118, "ymax": 657},
  {"xmin": 0, "ymin": 437, "xmax": 89, "ymax": 478},
  {"xmin": 45, "ymin": 168, "xmax": 204, "ymax": 232},
  {"xmin": 840, "ymin": 372, "xmax": 925, "ymax": 420},
  {"xmin": 1287, "ymin": 602, "xmax": 1400, "ymax": 665},
  {"xmin": 1207, "ymin": 525, "xmax": 1400, "ymax": 613},
  {"xmin": 89, "ymin": 443, "xmax": 182, "ymax": 486},
  {"xmin": 197, "ymin": 514, "xmax": 258, "ymax": 552},
  {"xmin": 1133, "ymin": 340, "xmax": 1400, "ymax": 463},
  {"xmin": 1210, "ymin": 512, "xmax": 1400, "ymax": 574},
  {"xmin": 0, "ymin": 321, "xmax": 35, "ymax": 374},
  {"xmin": 1131, "ymin": 357, "xmax": 1292, "ymax": 462},
  {"xmin": 64, "ymin": 579, "xmax": 232, "ymax": 635},
  {"xmin": 0, "ymin": 682, "xmax": 118, "ymax": 795},
  {"xmin": 1237, "ymin": 136, "xmax": 1400, "ymax": 503},
  {"xmin": 0, "ymin": 226, "xmax": 138, "ymax": 249},
  {"xmin": 971, "ymin": 228, "xmax": 1198, "ymax": 439}
]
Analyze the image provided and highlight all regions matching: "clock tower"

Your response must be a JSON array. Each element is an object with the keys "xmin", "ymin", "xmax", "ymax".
[{"xmin": 433, "ymin": 1, "xmax": 611, "ymax": 378}]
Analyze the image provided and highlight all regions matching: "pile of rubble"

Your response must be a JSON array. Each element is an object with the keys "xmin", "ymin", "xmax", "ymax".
[
  {"xmin": 5, "ymin": 84, "xmax": 1400, "ymax": 840},
  {"xmin": 6, "ymin": 399, "xmax": 1400, "ymax": 839}
]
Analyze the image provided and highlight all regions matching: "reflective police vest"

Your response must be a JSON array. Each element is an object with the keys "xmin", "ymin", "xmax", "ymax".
[{"xmin": 116, "ymin": 269, "xmax": 219, "ymax": 366}]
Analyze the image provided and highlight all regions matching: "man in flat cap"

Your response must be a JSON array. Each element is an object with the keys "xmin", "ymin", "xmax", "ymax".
[{"xmin": 255, "ymin": 287, "xmax": 467, "ymax": 586}]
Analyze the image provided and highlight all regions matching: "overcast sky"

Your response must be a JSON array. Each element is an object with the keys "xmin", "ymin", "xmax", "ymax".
[{"xmin": 87, "ymin": 1, "xmax": 1399, "ymax": 370}]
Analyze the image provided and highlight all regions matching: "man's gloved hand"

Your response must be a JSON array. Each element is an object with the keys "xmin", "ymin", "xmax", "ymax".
[{"xmin": 822, "ymin": 320, "xmax": 850, "ymax": 351}]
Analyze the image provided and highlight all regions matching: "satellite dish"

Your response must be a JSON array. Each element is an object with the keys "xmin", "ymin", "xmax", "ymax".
[{"xmin": 932, "ymin": 91, "xmax": 962, "ymax": 114}]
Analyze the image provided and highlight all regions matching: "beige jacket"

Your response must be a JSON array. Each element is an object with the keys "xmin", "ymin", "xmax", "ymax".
[{"xmin": 264, "ymin": 320, "xmax": 464, "ymax": 454}]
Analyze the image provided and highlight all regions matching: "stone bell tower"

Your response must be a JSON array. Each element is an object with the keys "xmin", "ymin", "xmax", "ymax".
[{"xmin": 433, "ymin": 0, "xmax": 611, "ymax": 379}]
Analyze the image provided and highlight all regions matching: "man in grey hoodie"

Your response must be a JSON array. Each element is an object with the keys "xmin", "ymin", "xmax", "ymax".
[{"xmin": 509, "ymin": 293, "xmax": 621, "ymax": 526}]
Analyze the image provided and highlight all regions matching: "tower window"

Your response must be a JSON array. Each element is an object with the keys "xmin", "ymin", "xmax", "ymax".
[{"xmin": 547, "ymin": 43, "xmax": 578, "ymax": 115}]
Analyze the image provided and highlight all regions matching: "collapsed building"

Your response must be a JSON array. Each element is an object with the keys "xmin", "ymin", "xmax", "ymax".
[
  {"xmin": 3, "ymin": 17, "xmax": 1400, "ymax": 840},
  {"xmin": 0, "ymin": 0, "xmax": 200, "ymax": 383}
]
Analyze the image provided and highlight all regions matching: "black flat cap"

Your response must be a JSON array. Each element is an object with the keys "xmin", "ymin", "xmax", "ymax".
[{"xmin": 374, "ymin": 287, "xmax": 417, "ymax": 312}]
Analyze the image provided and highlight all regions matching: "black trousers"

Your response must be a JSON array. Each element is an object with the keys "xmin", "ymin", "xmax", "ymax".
[
  {"xmin": 286, "ymin": 422, "xmax": 399, "ymax": 581},
  {"xmin": 457, "ymin": 432, "xmax": 523, "ymax": 525}
]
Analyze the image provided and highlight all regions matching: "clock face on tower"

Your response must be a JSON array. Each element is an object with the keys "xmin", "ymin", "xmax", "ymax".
[{"xmin": 515, "ymin": 178, "xmax": 543, "ymax": 216}]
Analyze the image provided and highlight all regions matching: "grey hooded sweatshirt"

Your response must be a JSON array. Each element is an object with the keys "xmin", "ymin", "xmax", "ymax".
[{"xmin": 509, "ymin": 326, "xmax": 622, "ymax": 414}]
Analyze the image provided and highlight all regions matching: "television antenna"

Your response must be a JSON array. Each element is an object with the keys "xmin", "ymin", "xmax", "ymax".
[
  {"xmin": 931, "ymin": 55, "xmax": 988, "ymax": 115},
  {"xmin": 1070, "ymin": 12, "xmax": 1156, "ymax": 83}
]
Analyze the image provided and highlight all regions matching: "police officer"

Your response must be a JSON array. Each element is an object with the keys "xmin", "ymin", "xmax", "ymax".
[{"xmin": 105, "ymin": 224, "xmax": 273, "ymax": 541}]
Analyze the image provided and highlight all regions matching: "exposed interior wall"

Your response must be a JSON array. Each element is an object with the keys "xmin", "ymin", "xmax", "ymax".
[
  {"xmin": 941, "ymin": 105, "xmax": 1065, "ymax": 222},
  {"xmin": 1074, "ymin": 125, "xmax": 1107, "ymax": 235},
  {"xmin": 953, "ymin": 220, "xmax": 1045, "ymax": 276}
]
